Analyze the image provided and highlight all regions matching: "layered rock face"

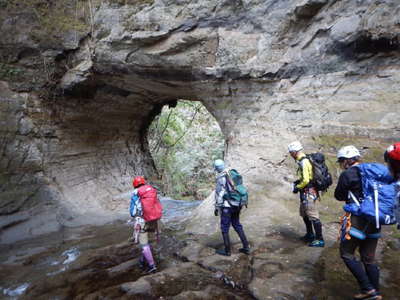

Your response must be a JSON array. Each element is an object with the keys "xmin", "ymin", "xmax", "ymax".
[{"xmin": 1, "ymin": 0, "xmax": 399, "ymax": 242}]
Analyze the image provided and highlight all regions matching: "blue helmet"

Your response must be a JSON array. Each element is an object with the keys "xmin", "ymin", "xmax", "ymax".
[{"xmin": 214, "ymin": 159, "xmax": 225, "ymax": 172}]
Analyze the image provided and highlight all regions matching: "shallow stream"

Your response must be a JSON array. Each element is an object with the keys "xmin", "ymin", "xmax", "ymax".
[{"xmin": 0, "ymin": 198, "xmax": 201, "ymax": 299}]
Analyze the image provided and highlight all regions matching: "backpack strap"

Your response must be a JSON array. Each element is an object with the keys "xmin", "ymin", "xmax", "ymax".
[
  {"xmin": 224, "ymin": 173, "xmax": 232, "ymax": 198},
  {"xmin": 224, "ymin": 171, "xmax": 243, "ymax": 207},
  {"xmin": 224, "ymin": 171, "xmax": 236, "ymax": 192},
  {"xmin": 297, "ymin": 156, "xmax": 308, "ymax": 166},
  {"xmin": 299, "ymin": 155, "xmax": 308, "ymax": 162},
  {"xmin": 366, "ymin": 232, "xmax": 381, "ymax": 239},
  {"xmin": 297, "ymin": 155, "xmax": 312, "ymax": 172},
  {"xmin": 348, "ymin": 191, "xmax": 361, "ymax": 206}
]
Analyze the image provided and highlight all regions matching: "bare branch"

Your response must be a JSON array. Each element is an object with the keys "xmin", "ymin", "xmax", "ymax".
[
  {"xmin": 152, "ymin": 109, "xmax": 173, "ymax": 153},
  {"xmin": 167, "ymin": 104, "xmax": 201, "ymax": 149}
]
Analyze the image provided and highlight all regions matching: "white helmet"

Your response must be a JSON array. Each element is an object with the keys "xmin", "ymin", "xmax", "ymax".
[
  {"xmin": 288, "ymin": 141, "xmax": 303, "ymax": 152},
  {"xmin": 214, "ymin": 159, "xmax": 225, "ymax": 172},
  {"xmin": 337, "ymin": 145, "xmax": 361, "ymax": 161}
]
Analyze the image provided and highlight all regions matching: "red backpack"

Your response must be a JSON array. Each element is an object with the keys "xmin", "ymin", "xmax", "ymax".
[{"xmin": 137, "ymin": 184, "xmax": 163, "ymax": 222}]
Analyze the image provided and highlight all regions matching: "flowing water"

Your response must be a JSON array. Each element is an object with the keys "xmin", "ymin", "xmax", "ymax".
[
  {"xmin": 2, "ymin": 198, "xmax": 398, "ymax": 299},
  {"xmin": 0, "ymin": 198, "xmax": 201, "ymax": 299}
]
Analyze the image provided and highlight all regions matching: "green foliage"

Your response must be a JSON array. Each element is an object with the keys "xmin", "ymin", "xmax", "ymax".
[
  {"xmin": 2, "ymin": 0, "xmax": 89, "ymax": 44},
  {"xmin": 148, "ymin": 101, "xmax": 224, "ymax": 200},
  {"xmin": 0, "ymin": 63, "xmax": 23, "ymax": 80}
]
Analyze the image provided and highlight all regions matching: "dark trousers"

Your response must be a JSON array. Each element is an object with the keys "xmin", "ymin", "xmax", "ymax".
[
  {"xmin": 220, "ymin": 206, "xmax": 243, "ymax": 233},
  {"xmin": 340, "ymin": 236, "xmax": 380, "ymax": 292},
  {"xmin": 220, "ymin": 206, "xmax": 249, "ymax": 248}
]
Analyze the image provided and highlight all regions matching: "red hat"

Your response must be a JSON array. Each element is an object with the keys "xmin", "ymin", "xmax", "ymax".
[
  {"xmin": 386, "ymin": 142, "xmax": 400, "ymax": 161},
  {"xmin": 133, "ymin": 176, "xmax": 146, "ymax": 188}
]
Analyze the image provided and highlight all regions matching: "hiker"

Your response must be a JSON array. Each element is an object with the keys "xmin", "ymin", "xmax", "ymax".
[
  {"xmin": 130, "ymin": 176, "xmax": 163, "ymax": 274},
  {"xmin": 214, "ymin": 159, "xmax": 250, "ymax": 256},
  {"xmin": 335, "ymin": 146, "xmax": 382, "ymax": 300},
  {"xmin": 288, "ymin": 141, "xmax": 325, "ymax": 247},
  {"xmin": 384, "ymin": 142, "xmax": 400, "ymax": 228}
]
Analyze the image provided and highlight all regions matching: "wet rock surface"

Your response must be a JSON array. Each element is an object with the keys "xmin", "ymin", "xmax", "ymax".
[
  {"xmin": 0, "ymin": 220, "xmax": 253, "ymax": 299},
  {"xmin": 1, "ymin": 218, "xmax": 399, "ymax": 299}
]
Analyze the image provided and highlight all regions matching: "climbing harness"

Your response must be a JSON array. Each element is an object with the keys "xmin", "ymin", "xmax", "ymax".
[
  {"xmin": 338, "ymin": 212, "xmax": 352, "ymax": 242},
  {"xmin": 301, "ymin": 187, "xmax": 318, "ymax": 207}
]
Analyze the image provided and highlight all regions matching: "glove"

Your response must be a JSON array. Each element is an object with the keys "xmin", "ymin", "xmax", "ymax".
[
  {"xmin": 292, "ymin": 183, "xmax": 299, "ymax": 194},
  {"xmin": 214, "ymin": 208, "xmax": 219, "ymax": 216}
]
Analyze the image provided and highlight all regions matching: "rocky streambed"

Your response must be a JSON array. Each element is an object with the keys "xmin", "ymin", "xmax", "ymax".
[
  {"xmin": 0, "ymin": 198, "xmax": 203, "ymax": 299},
  {"xmin": 1, "ymin": 198, "xmax": 399, "ymax": 300}
]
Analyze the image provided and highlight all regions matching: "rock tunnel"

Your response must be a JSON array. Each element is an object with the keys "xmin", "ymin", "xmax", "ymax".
[{"xmin": 1, "ymin": 0, "xmax": 400, "ymax": 243}]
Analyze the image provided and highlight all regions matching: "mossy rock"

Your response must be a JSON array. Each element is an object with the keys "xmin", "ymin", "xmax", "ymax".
[{"xmin": 1, "ymin": 0, "xmax": 89, "ymax": 47}]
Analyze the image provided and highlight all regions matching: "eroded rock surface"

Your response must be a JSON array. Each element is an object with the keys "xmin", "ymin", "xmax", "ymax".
[
  {"xmin": 0, "ymin": 0, "xmax": 399, "ymax": 243},
  {"xmin": 1, "ymin": 219, "xmax": 398, "ymax": 299}
]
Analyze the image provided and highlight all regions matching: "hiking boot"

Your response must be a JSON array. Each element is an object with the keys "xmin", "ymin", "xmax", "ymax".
[
  {"xmin": 239, "ymin": 247, "xmax": 250, "ymax": 255},
  {"xmin": 216, "ymin": 232, "xmax": 231, "ymax": 256},
  {"xmin": 235, "ymin": 227, "xmax": 249, "ymax": 254},
  {"xmin": 309, "ymin": 239, "xmax": 325, "ymax": 247},
  {"xmin": 146, "ymin": 265, "xmax": 157, "ymax": 274},
  {"xmin": 138, "ymin": 259, "xmax": 146, "ymax": 270},
  {"xmin": 300, "ymin": 233, "xmax": 315, "ymax": 243},
  {"xmin": 216, "ymin": 248, "xmax": 231, "ymax": 256},
  {"xmin": 353, "ymin": 290, "xmax": 382, "ymax": 300}
]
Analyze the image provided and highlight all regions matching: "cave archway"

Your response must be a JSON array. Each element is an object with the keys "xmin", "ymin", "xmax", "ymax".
[
  {"xmin": 147, "ymin": 100, "xmax": 225, "ymax": 200},
  {"xmin": 38, "ymin": 68, "xmax": 239, "ymax": 220},
  {"xmin": 0, "ymin": 75, "xmax": 236, "ymax": 243}
]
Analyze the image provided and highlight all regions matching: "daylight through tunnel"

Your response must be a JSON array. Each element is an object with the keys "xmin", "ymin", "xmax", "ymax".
[{"xmin": 147, "ymin": 100, "xmax": 225, "ymax": 200}]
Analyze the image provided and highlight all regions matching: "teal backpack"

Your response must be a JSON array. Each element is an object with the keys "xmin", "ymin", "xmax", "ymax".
[{"xmin": 224, "ymin": 169, "xmax": 248, "ymax": 207}]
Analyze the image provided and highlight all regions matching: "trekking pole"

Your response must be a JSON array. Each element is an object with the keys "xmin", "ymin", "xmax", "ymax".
[{"xmin": 373, "ymin": 183, "xmax": 380, "ymax": 229}]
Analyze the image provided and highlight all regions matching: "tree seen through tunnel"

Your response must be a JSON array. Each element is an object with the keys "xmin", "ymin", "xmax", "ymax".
[{"xmin": 147, "ymin": 100, "xmax": 225, "ymax": 200}]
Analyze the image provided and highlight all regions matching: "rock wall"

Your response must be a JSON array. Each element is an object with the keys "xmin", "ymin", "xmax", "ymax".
[{"xmin": 1, "ymin": 0, "xmax": 399, "ymax": 242}]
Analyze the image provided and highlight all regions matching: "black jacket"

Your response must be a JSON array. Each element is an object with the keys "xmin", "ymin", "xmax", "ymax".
[
  {"xmin": 335, "ymin": 164, "xmax": 380, "ymax": 234},
  {"xmin": 334, "ymin": 166, "xmax": 362, "ymax": 203}
]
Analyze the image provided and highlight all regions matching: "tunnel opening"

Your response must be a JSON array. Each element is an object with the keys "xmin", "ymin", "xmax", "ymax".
[{"xmin": 147, "ymin": 100, "xmax": 224, "ymax": 200}]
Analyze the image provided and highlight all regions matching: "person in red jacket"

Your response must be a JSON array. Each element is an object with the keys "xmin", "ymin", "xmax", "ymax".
[
  {"xmin": 384, "ymin": 142, "xmax": 400, "ymax": 228},
  {"xmin": 385, "ymin": 142, "xmax": 400, "ymax": 180},
  {"xmin": 130, "ymin": 176, "xmax": 163, "ymax": 274}
]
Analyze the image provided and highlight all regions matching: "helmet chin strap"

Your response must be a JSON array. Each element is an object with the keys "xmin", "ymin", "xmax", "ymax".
[{"xmin": 344, "ymin": 159, "xmax": 359, "ymax": 169}]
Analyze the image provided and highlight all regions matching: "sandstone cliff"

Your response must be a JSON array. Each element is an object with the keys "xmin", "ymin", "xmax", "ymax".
[{"xmin": 0, "ymin": 0, "xmax": 399, "ymax": 243}]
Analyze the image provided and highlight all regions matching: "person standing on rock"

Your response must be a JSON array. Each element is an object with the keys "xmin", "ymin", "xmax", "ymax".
[
  {"xmin": 385, "ymin": 142, "xmax": 400, "ymax": 228},
  {"xmin": 214, "ymin": 159, "xmax": 250, "ymax": 256},
  {"xmin": 130, "ymin": 176, "xmax": 163, "ymax": 274},
  {"xmin": 288, "ymin": 141, "xmax": 325, "ymax": 247},
  {"xmin": 335, "ymin": 146, "xmax": 382, "ymax": 300}
]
